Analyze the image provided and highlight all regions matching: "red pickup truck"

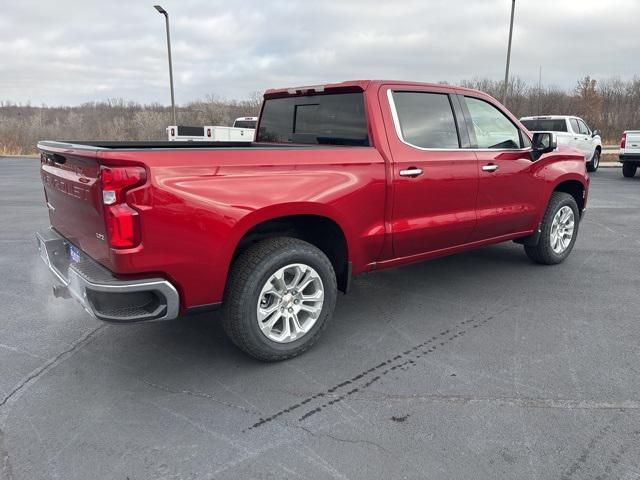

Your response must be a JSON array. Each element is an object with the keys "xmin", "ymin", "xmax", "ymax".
[{"xmin": 36, "ymin": 80, "xmax": 589, "ymax": 361}]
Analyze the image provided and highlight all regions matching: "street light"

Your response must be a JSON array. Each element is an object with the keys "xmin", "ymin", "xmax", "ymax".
[
  {"xmin": 502, "ymin": 0, "xmax": 515, "ymax": 105},
  {"xmin": 154, "ymin": 5, "xmax": 176, "ymax": 125}
]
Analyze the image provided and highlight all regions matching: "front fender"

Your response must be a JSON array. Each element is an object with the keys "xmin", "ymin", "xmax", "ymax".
[{"xmin": 533, "ymin": 152, "xmax": 589, "ymax": 224}]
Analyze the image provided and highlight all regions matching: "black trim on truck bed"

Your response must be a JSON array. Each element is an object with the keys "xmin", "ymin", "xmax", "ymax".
[
  {"xmin": 37, "ymin": 140, "xmax": 363, "ymax": 151},
  {"xmin": 40, "ymin": 140, "xmax": 274, "ymax": 149}
]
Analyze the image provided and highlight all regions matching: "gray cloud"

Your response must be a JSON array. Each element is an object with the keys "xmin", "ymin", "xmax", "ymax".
[{"xmin": 1, "ymin": 0, "xmax": 638, "ymax": 105}]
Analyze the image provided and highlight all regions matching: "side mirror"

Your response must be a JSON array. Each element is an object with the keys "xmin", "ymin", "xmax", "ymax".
[
  {"xmin": 531, "ymin": 132, "xmax": 557, "ymax": 160},
  {"xmin": 592, "ymin": 129, "xmax": 601, "ymax": 137}
]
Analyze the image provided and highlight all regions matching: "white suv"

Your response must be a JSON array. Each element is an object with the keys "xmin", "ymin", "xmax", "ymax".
[{"xmin": 520, "ymin": 115, "xmax": 602, "ymax": 172}]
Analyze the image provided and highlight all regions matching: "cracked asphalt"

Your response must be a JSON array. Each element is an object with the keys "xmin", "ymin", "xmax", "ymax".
[{"xmin": 1, "ymin": 156, "xmax": 640, "ymax": 479}]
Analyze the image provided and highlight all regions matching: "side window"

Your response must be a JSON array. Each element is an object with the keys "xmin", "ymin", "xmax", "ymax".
[
  {"xmin": 577, "ymin": 119, "xmax": 590, "ymax": 135},
  {"xmin": 464, "ymin": 97, "xmax": 522, "ymax": 149},
  {"xmin": 569, "ymin": 118, "xmax": 580, "ymax": 133},
  {"xmin": 392, "ymin": 91, "xmax": 460, "ymax": 149}
]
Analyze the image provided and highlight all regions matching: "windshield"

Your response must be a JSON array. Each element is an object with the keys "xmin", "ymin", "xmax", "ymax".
[
  {"xmin": 521, "ymin": 119, "xmax": 568, "ymax": 132},
  {"xmin": 257, "ymin": 92, "xmax": 369, "ymax": 145}
]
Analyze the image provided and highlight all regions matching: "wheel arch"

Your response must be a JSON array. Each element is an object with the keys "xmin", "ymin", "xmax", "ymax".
[
  {"xmin": 551, "ymin": 178, "xmax": 586, "ymax": 216},
  {"xmin": 225, "ymin": 204, "xmax": 354, "ymax": 295}
]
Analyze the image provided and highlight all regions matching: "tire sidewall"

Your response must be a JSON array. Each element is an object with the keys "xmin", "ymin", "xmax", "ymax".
[
  {"xmin": 540, "ymin": 194, "xmax": 580, "ymax": 263},
  {"xmin": 233, "ymin": 244, "xmax": 337, "ymax": 356},
  {"xmin": 622, "ymin": 163, "xmax": 637, "ymax": 178},
  {"xmin": 592, "ymin": 150, "xmax": 600, "ymax": 170}
]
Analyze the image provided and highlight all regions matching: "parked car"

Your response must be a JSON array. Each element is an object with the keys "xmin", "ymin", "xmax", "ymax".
[
  {"xmin": 36, "ymin": 80, "xmax": 589, "ymax": 361},
  {"xmin": 619, "ymin": 130, "xmax": 640, "ymax": 177},
  {"xmin": 520, "ymin": 115, "xmax": 602, "ymax": 172}
]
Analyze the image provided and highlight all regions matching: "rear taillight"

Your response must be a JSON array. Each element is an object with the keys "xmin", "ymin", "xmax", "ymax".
[
  {"xmin": 100, "ymin": 166, "xmax": 146, "ymax": 249},
  {"xmin": 621, "ymin": 133, "xmax": 627, "ymax": 149}
]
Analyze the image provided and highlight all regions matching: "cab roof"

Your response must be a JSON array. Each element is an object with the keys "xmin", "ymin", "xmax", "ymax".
[{"xmin": 263, "ymin": 80, "xmax": 489, "ymax": 99}]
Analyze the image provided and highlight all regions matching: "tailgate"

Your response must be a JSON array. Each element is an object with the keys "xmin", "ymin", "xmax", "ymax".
[
  {"xmin": 625, "ymin": 131, "xmax": 640, "ymax": 154},
  {"xmin": 39, "ymin": 144, "xmax": 109, "ymax": 262}
]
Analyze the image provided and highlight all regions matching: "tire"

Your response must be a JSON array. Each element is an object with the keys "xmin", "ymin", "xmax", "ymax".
[
  {"xmin": 622, "ymin": 163, "xmax": 637, "ymax": 178},
  {"xmin": 222, "ymin": 237, "xmax": 337, "ymax": 361},
  {"xmin": 525, "ymin": 192, "xmax": 580, "ymax": 265},
  {"xmin": 587, "ymin": 149, "xmax": 600, "ymax": 172}
]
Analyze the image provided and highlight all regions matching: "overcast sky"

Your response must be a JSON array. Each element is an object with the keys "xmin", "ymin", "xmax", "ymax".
[{"xmin": 1, "ymin": 0, "xmax": 638, "ymax": 106}]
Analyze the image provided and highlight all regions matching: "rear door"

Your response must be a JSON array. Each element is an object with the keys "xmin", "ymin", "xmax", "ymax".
[
  {"xmin": 382, "ymin": 86, "xmax": 478, "ymax": 258},
  {"xmin": 460, "ymin": 95, "xmax": 541, "ymax": 241}
]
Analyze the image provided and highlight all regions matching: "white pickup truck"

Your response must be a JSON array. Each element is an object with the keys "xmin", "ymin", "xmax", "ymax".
[
  {"xmin": 520, "ymin": 116, "xmax": 602, "ymax": 172},
  {"xmin": 620, "ymin": 130, "xmax": 640, "ymax": 178}
]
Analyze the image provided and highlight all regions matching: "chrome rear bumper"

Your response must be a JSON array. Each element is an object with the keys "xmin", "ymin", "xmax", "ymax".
[{"xmin": 36, "ymin": 228, "xmax": 179, "ymax": 323}]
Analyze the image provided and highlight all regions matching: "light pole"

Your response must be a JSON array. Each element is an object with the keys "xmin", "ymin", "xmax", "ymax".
[
  {"xmin": 502, "ymin": 0, "xmax": 515, "ymax": 105},
  {"xmin": 154, "ymin": 5, "xmax": 176, "ymax": 125}
]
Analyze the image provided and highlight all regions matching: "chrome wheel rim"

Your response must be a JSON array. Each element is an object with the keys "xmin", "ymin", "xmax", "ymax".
[
  {"xmin": 256, "ymin": 263, "xmax": 324, "ymax": 343},
  {"xmin": 550, "ymin": 206, "xmax": 575, "ymax": 254}
]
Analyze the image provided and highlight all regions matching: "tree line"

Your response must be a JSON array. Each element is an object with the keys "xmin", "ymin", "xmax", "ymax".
[
  {"xmin": 0, "ymin": 94, "xmax": 262, "ymax": 155},
  {"xmin": 461, "ymin": 75, "xmax": 640, "ymax": 144},
  {"xmin": 2, "ymin": 76, "xmax": 639, "ymax": 155}
]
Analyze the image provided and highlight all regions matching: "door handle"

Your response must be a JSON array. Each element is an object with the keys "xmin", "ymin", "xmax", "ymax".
[
  {"xmin": 399, "ymin": 167, "xmax": 424, "ymax": 177},
  {"xmin": 481, "ymin": 164, "xmax": 499, "ymax": 172}
]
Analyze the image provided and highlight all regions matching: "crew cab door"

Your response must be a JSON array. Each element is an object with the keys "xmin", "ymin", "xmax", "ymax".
[
  {"xmin": 568, "ymin": 118, "xmax": 587, "ymax": 159},
  {"xmin": 381, "ymin": 86, "xmax": 478, "ymax": 258},
  {"xmin": 460, "ymin": 95, "xmax": 541, "ymax": 241},
  {"xmin": 576, "ymin": 118, "xmax": 594, "ymax": 159}
]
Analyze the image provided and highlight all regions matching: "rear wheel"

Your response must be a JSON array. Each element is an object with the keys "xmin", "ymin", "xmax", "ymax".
[
  {"xmin": 222, "ymin": 237, "xmax": 337, "ymax": 361},
  {"xmin": 622, "ymin": 163, "xmax": 637, "ymax": 178},
  {"xmin": 587, "ymin": 149, "xmax": 600, "ymax": 172},
  {"xmin": 525, "ymin": 192, "xmax": 579, "ymax": 265}
]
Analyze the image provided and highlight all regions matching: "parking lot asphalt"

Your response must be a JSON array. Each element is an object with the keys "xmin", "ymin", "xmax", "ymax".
[{"xmin": 1, "ymin": 156, "xmax": 639, "ymax": 480}]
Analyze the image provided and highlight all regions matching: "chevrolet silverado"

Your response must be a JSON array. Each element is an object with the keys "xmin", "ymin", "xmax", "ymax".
[{"xmin": 36, "ymin": 80, "xmax": 589, "ymax": 361}]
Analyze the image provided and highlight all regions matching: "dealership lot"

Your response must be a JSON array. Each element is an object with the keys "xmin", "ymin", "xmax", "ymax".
[{"xmin": 1, "ymin": 156, "xmax": 639, "ymax": 479}]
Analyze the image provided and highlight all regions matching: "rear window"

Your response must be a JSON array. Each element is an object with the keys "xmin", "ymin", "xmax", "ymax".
[
  {"xmin": 257, "ymin": 93, "xmax": 369, "ymax": 146},
  {"xmin": 521, "ymin": 119, "xmax": 567, "ymax": 132},
  {"xmin": 233, "ymin": 120, "xmax": 257, "ymax": 129}
]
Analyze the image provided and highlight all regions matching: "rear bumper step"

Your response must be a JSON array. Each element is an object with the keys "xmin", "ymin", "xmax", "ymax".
[{"xmin": 36, "ymin": 228, "xmax": 180, "ymax": 323}]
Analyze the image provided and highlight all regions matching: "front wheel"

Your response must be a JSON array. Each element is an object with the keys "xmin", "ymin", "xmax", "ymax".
[
  {"xmin": 622, "ymin": 163, "xmax": 637, "ymax": 178},
  {"xmin": 222, "ymin": 237, "xmax": 337, "ymax": 361},
  {"xmin": 587, "ymin": 149, "xmax": 600, "ymax": 172},
  {"xmin": 525, "ymin": 192, "xmax": 580, "ymax": 265}
]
